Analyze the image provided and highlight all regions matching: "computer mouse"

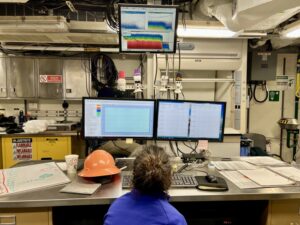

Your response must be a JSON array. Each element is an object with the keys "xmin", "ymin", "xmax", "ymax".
[{"xmin": 205, "ymin": 175, "xmax": 218, "ymax": 183}]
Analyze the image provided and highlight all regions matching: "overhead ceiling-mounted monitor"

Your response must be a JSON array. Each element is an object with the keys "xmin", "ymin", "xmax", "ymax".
[
  {"xmin": 118, "ymin": 4, "xmax": 178, "ymax": 53},
  {"xmin": 156, "ymin": 100, "xmax": 226, "ymax": 142}
]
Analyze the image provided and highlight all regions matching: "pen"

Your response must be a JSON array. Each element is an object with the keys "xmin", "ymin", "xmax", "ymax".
[{"xmin": 120, "ymin": 166, "xmax": 127, "ymax": 171}]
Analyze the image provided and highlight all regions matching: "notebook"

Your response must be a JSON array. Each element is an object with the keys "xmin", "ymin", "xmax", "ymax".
[{"xmin": 195, "ymin": 176, "xmax": 228, "ymax": 191}]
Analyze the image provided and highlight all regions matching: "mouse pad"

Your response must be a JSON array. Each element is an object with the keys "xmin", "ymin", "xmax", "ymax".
[{"xmin": 195, "ymin": 176, "xmax": 228, "ymax": 191}]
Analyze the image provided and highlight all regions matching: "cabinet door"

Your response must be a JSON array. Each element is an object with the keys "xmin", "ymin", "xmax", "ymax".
[
  {"xmin": 268, "ymin": 199, "xmax": 300, "ymax": 225},
  {"xmin": 64, "ymin": 59, "xmax": 90, "ymax": 99},
  {"xmin": 38, "ymin": 58, "xmax": 63, "ymax": 99},
  {"xmin": 0, "ymin": 57, "xmax": 7, "ymax": 98},
  {"xmin": 0, "ymin": 207, "xmax": 51, "ymax": 225},
  {"xmin": 2, "ymin": 137, "xmax": 37, "ymax": 169},
  {"xmin": 7, "ymin": 57, "xmax": 36, "ymax": 98},
  {"xmin": 36, "ymin": 137, "xmax": 71, "ymax": 160}
]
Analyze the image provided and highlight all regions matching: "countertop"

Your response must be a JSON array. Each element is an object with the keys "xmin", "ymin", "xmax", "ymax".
[
  {"xmin": 0, "ymin": 131, "xmax": 80, "ymax": 137},
  {"xmin": 1, "ymin": 167, "xmax": 300, "ymax": 208}
]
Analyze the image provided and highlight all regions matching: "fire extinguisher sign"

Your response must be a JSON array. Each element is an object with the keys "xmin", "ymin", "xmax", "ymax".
[{"xmin": 40, "ymin": 75, "xmax": 63, "ymax": 83}]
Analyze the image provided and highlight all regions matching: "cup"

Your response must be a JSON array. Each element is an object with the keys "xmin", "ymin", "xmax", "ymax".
[{"xmin": 65, "ymin": 154, "xmax": 79, "ymax": 174}]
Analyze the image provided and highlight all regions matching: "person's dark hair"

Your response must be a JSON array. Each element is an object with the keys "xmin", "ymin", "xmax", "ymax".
[{"xmin": 132, "ymin": 145, "xmax": 172, "ymax": 194}]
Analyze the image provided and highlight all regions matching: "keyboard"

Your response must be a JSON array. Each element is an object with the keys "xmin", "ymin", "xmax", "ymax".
[{"xmin": 122, "ymin": 174, "xmax": 198, "ymax": 188}]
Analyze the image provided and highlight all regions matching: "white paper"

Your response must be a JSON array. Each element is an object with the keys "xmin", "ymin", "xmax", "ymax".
[
  {"xmin": 212, "ymin": 161, "xmax": 257, "ymax": 171},
  {"xmin": 60, "ymin": 181, "xmax": 101, "ymax": 195},
  {"xmin": 240, "ymin": 156, "xmax": 287, "ymax": 166},
  {"xmin": 238, "ymin": 168, "xmax": 295, "ymax": 186},
  {"xmin": 0, "ymin": 162, "xmax": 70, "ymax": 196},
  {"xmin": 220, "ymin": 171, "xmax": 261, "ymax": 189},
  {"xmin": 56, "ymin": 162, "xmax": 67, "ymax": 171},
  {"xmin": 268, "ymin": 166, "xmax": 300, "ymax": 182}
]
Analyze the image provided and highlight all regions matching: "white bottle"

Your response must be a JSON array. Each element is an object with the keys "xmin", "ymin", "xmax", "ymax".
[{"xmin": 117, "ymin": 71, "xmax": 126, "ymax": 91}]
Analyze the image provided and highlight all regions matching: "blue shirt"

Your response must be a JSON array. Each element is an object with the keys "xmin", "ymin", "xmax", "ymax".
[{"xmin": 104, "ymin": 190, "xmax": 187, "ymax": 225}]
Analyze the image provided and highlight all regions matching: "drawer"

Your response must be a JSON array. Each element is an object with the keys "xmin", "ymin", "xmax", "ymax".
[
  {"xmin": 36, "ymin": 137, "xmax": 71, "ymax": 160},
  {"xmin": 2, "ymin": 137, "xmax": 38, "ymax": 168},
  {"xmin": 0, "ymin": 208, "xmax": 52, "ymax": 225}
]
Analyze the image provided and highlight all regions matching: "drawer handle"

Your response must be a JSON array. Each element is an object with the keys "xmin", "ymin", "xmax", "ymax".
[
  {"xmin": 0, "ymin": 215, "xmax": 16, "ymax": 225},
  {"xmin": 46, "ymin": 138, "xmax": 58, "ymax": 141},
  {"xmin": 41, "ymin": 157, "xmax": 52, "ymax": 160}
]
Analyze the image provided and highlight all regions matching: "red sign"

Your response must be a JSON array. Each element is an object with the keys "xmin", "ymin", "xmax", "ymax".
[{"xmin": 40, "ymin": 75, "xmax": 63, "ymax": 83}]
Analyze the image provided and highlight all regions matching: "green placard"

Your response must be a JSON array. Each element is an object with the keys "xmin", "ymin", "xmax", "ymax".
[{"xmin": 269, "ymin": 90, "xmax": 280, "ymax": 101}]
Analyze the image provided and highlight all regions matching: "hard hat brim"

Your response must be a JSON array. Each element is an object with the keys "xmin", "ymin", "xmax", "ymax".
[{"xmin": 78, "ymin": 166, "xmax": 121, "ymax": 177}]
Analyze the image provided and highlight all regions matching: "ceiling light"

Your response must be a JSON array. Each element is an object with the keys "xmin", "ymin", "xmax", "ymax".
[
  {"xmin": 281, "ymin": 20, "xmax": 300, "ymax": 38},
  {"xmin": 177, "ymin": 26, "xmax": 236, "ymax": 38}
]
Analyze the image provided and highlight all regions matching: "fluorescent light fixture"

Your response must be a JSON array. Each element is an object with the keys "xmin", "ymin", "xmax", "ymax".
[
  {"xmin": 177, "ymin": 26, "xmax": 236, "ymax": 38},
  {"xmin": 281, "ymin": 20, "xmax": 300, "ymax": 38}
]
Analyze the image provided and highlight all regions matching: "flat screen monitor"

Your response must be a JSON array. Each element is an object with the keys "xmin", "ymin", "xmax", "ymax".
[
  {"xmin": 118, "ymin": 4, "xmax": 178, "ymax": 53},
  {"xmin": 156, "ymin": 100, "xmax": 226, "ymax": 142},
  {"xmin": 83, "ymin": 98, "xmax": 155, "ymax": 139}
]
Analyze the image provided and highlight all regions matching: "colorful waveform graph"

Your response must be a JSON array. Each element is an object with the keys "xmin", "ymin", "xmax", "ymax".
[
  {"xmin": 125, "ymin": 33, "xmax": 169, "ymax": 50},
  {"xmin": 148, "ymin": 21, "xmax": 172, "ymax": 30}
]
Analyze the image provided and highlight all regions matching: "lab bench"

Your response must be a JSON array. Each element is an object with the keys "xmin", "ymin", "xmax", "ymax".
[{"xmin": 0, "ymin": 168, "xmax": 300, "ymax": 225}]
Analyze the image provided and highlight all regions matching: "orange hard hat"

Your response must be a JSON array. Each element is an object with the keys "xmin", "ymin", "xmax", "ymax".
[{"xmin": 78, "ymin": 150, "xmax": 120, "ymax": 177}]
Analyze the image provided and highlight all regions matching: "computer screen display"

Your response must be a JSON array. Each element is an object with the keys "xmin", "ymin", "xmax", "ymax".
[
  {"xmin": 83, "ymin": 98, "xmax": 155, "ymax": 139},
  {"xmin": 118, "ymin": 4, "xmax": 178, "ymax": 53},
  {"xmin": 156, "ymin": 100, "xmax": 226, "ymax": 141}
]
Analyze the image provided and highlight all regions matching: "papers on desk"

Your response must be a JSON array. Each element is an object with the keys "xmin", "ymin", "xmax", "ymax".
[
  {"xmin": 0, "ymin": 162, "xmax": 70, "ymax": 196},
  {"xmin": 220, "ymin": 171, "xmax": 261, "ymax": 189},
  {"xmin": 211, "ymin": 161, "xmax": 257, "ymax": 171},
  {"xmin": 238, "ymin": 168, "xmax": 295, "ymax": 186},
  {"xmin": 268, "ymin": 166, "xmax": 300, "ymax": 182},
  {"xmin": 240, "ymin": 156, "xmax": 287, "ymax": 166},
  {"xmin": 220, "ymin": 168, "xmax": 295, "ymax": 189},
  {"xmin": 60, "ymin": 180, "xmax": 101, "ymax": 195}
]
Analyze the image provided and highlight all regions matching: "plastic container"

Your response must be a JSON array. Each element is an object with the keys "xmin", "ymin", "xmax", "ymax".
[{"xmin": 117, "ymin": 71, "xmax": 126, "ymax": 91}]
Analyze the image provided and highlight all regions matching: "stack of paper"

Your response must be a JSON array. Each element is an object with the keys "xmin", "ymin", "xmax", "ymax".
[
  {"xmin": 211, "ymin": 161, "xmax": 257, "ymax": 171},
  {"xmin": 268, "ymin": 166, "xmax": 300, "ymax": 182},
  {"xmin": 0, "ymin": 162, "xmax": 70, "ymax": 196},
  {"xmin": 240, "ymin": 156, "xmax": 287, "ymax": 166}
]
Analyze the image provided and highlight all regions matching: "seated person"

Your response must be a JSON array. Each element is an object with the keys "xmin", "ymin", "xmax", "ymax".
[{"xmin": 103, "ymin": 145, "xmax": 187, "ymax": 225}]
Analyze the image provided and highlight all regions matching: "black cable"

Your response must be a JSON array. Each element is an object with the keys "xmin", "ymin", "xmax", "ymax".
[
  {"xmin": 175, "ymin": 141, "xmax": 185, "ymax": 156},
  {"xmin": 169, "ymin": 141, "xmax": 177, "ymax": 157},
  {"xmin": 253, "ymin": 82, "xmax": 268, "ymax": 103},
  {"xmin": 248, "ymin": 84, "xmax": 253, "ymax": 101}
]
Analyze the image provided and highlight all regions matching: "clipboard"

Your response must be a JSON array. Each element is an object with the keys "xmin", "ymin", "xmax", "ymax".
[{"xmin": 195, "ymin": 176, "xmax": 228, "ymax": 191}]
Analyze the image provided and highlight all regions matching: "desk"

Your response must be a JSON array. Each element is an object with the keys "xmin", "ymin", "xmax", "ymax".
[{"xmin": 0, "ymin": 166, "xmax": 300, "ymax": 225}]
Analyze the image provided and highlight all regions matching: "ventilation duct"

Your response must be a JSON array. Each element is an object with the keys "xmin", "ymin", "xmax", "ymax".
[{"xmin": 199, "ymin": 0, "xmax": 300, "ymax": 32}]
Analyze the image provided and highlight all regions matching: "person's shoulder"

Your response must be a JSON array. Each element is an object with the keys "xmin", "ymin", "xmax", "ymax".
[
  {"xmin": 159, "ymin": 200, "xmax": 187, "ymax": 225},
  {"xmin": 110, "ymin": 192, "xmax": 133, "ymax": 206}
]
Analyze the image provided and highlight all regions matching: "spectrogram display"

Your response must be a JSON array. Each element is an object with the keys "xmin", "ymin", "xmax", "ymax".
[
  {"xmin": 121, "ymin": 11, "xmax": 145, "ymax": 30},
  {"xmin": 148, "ymin": 13, "xmax": 173, "ymax": 30},
  {"xmin": 119, "ymin": 5, "xmax": 177, "ymax": 53},
  {"xmin": 124, "ymin": 33, "xmax": 165, "ymax": 50}
]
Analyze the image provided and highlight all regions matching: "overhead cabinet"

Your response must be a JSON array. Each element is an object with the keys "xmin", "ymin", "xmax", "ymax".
[
  {"xmin": 64, "ymin": 59, "xmax": 91, "ymax": 99},
  {"xmin": 0, "ymin": 57, "xmax": 6, "ymax": 97},
  {"xmin": 38, "ymin": 58, "xmax": 63, "ymax": 99},
  {"xmin": 7, "ymin": 57, "xmax": 36, "ymax": 98}
]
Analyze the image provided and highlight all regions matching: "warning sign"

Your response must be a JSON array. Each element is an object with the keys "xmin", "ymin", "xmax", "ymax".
[
  {"xmin": 12, "ymin": 138, "xmax": 33, "ymax": 161},
  {"xmin": 39, "ymin": 75, "xmax": 63, "ymax": 83}
]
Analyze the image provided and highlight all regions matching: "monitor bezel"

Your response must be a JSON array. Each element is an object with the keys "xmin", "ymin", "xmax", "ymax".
[
  {"xmin": 155, "ymin": 99, "xmax": 226, "ymax": 142},
  {"xmin": 118, "ymin": 3, "xmax": 179, "ymax": 54},
  {"xmin": 82, "ymin": 97, "xmax": 156, "ymax": 140}
]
